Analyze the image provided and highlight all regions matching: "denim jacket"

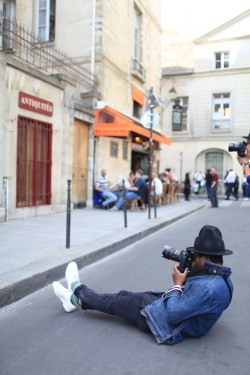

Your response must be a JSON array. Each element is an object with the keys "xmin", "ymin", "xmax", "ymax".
[{"xmin": 141, "ymin": 261, "xmax": 233, "ymax": 345}]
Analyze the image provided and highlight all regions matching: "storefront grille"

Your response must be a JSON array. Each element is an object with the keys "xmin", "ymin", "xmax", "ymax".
[{"xmin": 16, "ymin": 116, "xmax": 52, "ymax": 207}]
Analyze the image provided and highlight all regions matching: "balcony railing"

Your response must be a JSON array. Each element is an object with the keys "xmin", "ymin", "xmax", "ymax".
[
  {"xmin": 0, "ymin": 11, "xmax": 95, "ymax": 96},
  {"xmin": 131, "ymin": 59, "xmax": 146, "ymax": 82}
]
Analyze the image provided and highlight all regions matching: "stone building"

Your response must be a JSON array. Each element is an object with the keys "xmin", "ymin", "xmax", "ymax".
[
  {"xmin": 0, "ymin": 0, "xmax": 170, "ymax": 221},
  {"xmin": 161, "ymin": 10, "xmax": 250, "ymax": 192}
]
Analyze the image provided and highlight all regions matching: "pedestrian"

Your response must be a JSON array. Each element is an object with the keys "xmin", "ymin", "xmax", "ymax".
[
  {"xmin": 193, "ymin": 171, "xmax": 203, "ymax": 194},
  {"xmin": 205, "ymin": 168, "xmax": 213, "ymax": 200},
  {"xmin": 224, "ymin": 169, "xmax": 238, "ymax": 201},
  {"xmin": 53, "ymin": 225, "xmax": 233, "ymax": 345},
  {"xmin": 183, "ymin": 172, "xmax": 191, "ymax": 201},
  {"xmin": 210, "ymin": 166, "xmax": 219, "ymax": 207}
]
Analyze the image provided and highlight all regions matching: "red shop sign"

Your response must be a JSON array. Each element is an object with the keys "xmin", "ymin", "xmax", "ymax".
[{"xmin": 18, "ymin": 91, "xmax": 53, "ymax": 117}]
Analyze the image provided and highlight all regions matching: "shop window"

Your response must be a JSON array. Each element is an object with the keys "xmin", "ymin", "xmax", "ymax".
[
  {"xmin": 110, "ymin": 141, "xmax": 119, "ymax": 158},
  {"xmin": 16, "ymin": 116, "xmax": 52, "ymax": 207},
  {"xmin": 36, "ymin": 0, "xmax": 56, "ymax": 42}
]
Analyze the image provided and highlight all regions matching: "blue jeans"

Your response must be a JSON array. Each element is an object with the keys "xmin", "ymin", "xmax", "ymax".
[
  {"xmin": 102, "ymin": 191, "xmax": 117, "ymax": 206},
  {"xmin": 74, "ymin": 284, "xmax": 162, "ymax": 331},
  {"xmin": 115, "ymin": 191, "xmax": 139, "ymax": 209}
]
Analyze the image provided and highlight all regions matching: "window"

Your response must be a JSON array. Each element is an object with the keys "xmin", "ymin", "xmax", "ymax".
[
  {"xmin": 131, "ymin": 6, "xmax": 145, "ymax": 81},
  {"xmin": 206, "ymin": 151, "xmax": 223, "ymax": 179},
  {"xmin": 123, "ymin": 140, "xmax": 128, "ymax": 160},
  {"xmin": 134, "ymin": 7, "xmax": 142, "ymax": 64},
  {"xmin": 215, "ymin": 52, "xmax": 229, "ymax": 69},
  {"xmin": 212, "ymin": 93, "xmax": 230, "ymax": 129},
  {"xmin": 132, "ymin": 100, "xmax": 142, "ymax": 119},
  {"xmin": 36, "ymin": 0, "xmax": 56, "ymax": 42},
  {"xmin": 1, "ymin": 0, "xmax": 16, "ymax": 50},
  {"xmin": 16, "ymin": 116, "xmax": 52, "ymax": 207},
  {"xmin": 110, "ymin": 141, "xmax": 119, "ymax": 158},
  {"xmin": 172, "ymin": 97, "xmax": 188, "ymax": 132}
]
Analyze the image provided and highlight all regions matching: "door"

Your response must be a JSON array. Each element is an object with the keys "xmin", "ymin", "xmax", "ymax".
[{"xmin": 72, "ymin": 119, "xmax": 88, "ymax": 208}]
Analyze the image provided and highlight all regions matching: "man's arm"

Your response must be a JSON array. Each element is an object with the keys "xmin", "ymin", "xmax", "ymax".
[{"xmin": 237, "ymin": 156, "xmax": 250, "ymax": 183}]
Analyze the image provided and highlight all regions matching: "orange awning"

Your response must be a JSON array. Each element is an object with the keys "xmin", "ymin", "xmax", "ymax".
[
  {"xmin": 94, "ymin": 105, "xmax": 171, "ymax": 145},
  {"xmin": 131, "ymin": 86, "xmax": 145, "ymax": 106}
]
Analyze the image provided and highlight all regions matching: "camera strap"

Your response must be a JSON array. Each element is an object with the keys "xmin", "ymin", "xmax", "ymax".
[{"xmin": 188, "ymin": 266, "xmax": 232, "ymax": 305}]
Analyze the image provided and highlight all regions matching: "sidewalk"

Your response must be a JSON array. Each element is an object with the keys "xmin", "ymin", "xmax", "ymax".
[{"xmin": 0, "ymin": 198, "xmax": 206, "ymax": 308}]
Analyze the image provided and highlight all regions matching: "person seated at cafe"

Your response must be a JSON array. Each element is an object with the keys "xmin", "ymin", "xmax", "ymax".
[
  {"xmin": 151, "ymin": 172, "xmax": 163, "ymax": 196},
  {"xmin": 95, "ymin": 169, "xmax": 117, "ymax": 208},
  {"xmin": 110, "ymin": 169, "xmax": 146, "ymax": 211}
]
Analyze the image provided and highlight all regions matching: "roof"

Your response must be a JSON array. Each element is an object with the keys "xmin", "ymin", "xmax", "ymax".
[
  {"xmin": 162, "ymin": 67, "xmax": 194, "ymax": 77},
  {"xmin": 194, "ymin": 9, "xmax": 250, "ymax": 44}
]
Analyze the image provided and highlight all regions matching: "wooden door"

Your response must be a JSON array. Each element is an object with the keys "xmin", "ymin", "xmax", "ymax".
[{"xmin": 72, "ymin": 119, "xmax": 88, "ymax": 207}]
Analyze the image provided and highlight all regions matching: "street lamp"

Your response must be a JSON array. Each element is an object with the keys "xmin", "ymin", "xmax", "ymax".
[{"xmin": 169, "ymin": 86, "xmax": 177, "ymax": 102}]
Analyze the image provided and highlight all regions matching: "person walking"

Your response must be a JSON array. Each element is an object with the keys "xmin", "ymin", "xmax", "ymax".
[
  {"xmin": 210, "ymin": 166, "xmax": 219, "ymax": 207},
  {"xmin": 183, "ymin": 172, "xmax": 191, "ymax": 201},
  {"xmin": 224, "ymin": 169, "xmax": 238, "ymax": 201},
  {"xmin": 205, "ymin": 168, "xmax": 213, "ymax": 200}
]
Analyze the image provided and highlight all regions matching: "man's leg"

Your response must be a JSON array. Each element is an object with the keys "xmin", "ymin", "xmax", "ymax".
[
  {"xmin": 102, "ymin": 191, "xmax": 117, "ymax": 206},
  {"xmin": 113, "ymin": 192, "xmax": 138, "ymax": 209},
  {"xmin": 74, "ymin": 285, "xmax": 162, "ymax": 332}
]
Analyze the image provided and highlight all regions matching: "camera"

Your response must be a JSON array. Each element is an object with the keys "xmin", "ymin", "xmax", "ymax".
[
  {"xmin": 228, "ymin": 141, "xmax": 247, "ymax": 157},
  {"xmin": 162, "ymin": 245, "xmax": 194, "ymax": 273}
]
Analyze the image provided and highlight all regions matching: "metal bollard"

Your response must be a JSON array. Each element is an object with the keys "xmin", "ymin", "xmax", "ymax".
[
  {"xmin": 122, "ymin": 179, "xmax": 127, "ymax": 228},
  {"xmin": 66, "ymin": 179, "xmax": 71, "ymax": 249}
]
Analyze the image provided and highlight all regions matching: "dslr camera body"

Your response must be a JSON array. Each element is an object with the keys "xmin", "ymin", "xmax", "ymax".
[
  {"xmin": 228, "ymin": 141, "xmax": 247, "ymax": 157},
  {"xmin": 162, "ymin": 245, "xmax": 194, "ymax": 273}
]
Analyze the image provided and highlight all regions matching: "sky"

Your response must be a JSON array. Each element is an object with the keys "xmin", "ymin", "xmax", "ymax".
[{"xmin": 161, "ymin": 0, "xmax": 250, "ymax": 39}]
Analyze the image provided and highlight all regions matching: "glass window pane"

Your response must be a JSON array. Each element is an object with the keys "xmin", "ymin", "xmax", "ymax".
[{"xmin": 39, "ymin": 0, "xmax": 47, "ymax": 9}]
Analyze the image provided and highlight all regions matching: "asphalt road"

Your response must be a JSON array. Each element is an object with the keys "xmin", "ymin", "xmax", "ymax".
[{"xmin": 1, "ymin": 201, "xmax": 249, "ymax": 375}]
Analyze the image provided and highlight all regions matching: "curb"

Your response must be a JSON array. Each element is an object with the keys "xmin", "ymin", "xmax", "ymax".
[{"xmin": 0, "ymin": 205, "xmax": 205, "ymax": 308}]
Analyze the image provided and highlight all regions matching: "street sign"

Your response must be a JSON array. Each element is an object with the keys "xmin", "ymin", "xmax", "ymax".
[{"xmin": 141, "ymin": 109, "xmax": 160, "ymax": 129}]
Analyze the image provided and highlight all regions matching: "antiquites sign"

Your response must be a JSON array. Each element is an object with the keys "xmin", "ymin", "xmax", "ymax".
[{"xmin": 18, "ymin": 91, "xmax": 53, "ymax": 117}]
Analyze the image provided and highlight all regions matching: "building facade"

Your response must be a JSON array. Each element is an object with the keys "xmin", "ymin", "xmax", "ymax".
[
  {"xmin": 0, "ymin": 0, "xmax": 170, "ymax": 221},
  {"xmin": 161, "ymin": 10, "xmax": 250, "ymax": 190}
]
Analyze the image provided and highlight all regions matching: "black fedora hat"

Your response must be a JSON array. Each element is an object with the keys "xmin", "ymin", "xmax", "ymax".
[
  {"xmin": 242, "ymin": 133, "xmax": 250, "ymax": 140},
  {"xmin": 186, "ymin": 225, "xmax": 233, "ymax": 256}
]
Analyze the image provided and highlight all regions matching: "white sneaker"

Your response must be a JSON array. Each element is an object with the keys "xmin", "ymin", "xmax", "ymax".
[
  {"xmin": 65, "ymin": 262, "xmax": 80, "ymax": 291},
  {"xmin": 53, "ymin": 281, "xmax": 77, "ymax": 312}
]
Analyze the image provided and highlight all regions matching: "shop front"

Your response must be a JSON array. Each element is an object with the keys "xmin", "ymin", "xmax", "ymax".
[{"xmin": 94, "ymin": 103, "xmax": 171, "ymax": 180}]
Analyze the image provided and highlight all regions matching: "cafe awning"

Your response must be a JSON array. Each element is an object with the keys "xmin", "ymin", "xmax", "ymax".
[{"xmin": 94, "ymin": 103, "xmax": 171, "ymax": 145}]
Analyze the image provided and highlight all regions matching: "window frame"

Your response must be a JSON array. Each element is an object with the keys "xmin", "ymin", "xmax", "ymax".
[
  {"xmin": 16, "ymin": 115, "xmax": 52, "ymax": 208},
  {"xmin": 215, "ymin": 51, "xmax": 230, "ymax": 69},
  {"xmin": 212, "ymin": 93, "xmax": 231, "ymax": 130},
  {"xmin": 35, "ymin": 0, "xmax": 56, "ymax": 42},
  {"xmin": 110, "ymin": 141, "xmax": 119, "ymax": 158},
  {"xmin": 133, "ymin": 6, "xmax": 142, "ymax": 64},
  {"xmin": 172, "ymin": 96, "xmax": 188, "ymax": 132}
]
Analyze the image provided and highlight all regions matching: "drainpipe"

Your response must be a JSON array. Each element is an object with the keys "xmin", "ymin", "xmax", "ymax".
[{"xmin": 90, "ymin": 0, "xmax": 96, "ymax": 80}]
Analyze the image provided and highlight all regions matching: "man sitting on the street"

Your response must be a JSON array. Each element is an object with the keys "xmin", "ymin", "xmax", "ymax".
[
  {"xmin": 95, "ymin": 169, "xmax": 117, "ymax": 208},
  {"xmin": 53, "ymin": 225, "xmax": 233, "ymax": 345}
]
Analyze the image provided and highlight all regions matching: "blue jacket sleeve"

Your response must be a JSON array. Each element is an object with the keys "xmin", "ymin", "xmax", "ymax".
[{"xmin": 247, "ymin": 175, "xmax": 250, "ymax": 185}]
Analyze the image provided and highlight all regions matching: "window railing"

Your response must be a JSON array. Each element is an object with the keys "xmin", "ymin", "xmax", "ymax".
[
  {"xmin": 131, "ymin": 59, "xmax": 146, "ymax": 82},
  {"xmin": 0, "ymin": 11, "xmax": 96, "ymax": 97}
]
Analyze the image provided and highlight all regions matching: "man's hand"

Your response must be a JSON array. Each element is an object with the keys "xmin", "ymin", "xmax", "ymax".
[
  {"xmin": 172, "ymin": 264, "xmax": 188, "ymax": 286},
  {"xmin": 237, "ymin": 155, "xmax": 249, "ymax": 166}
]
